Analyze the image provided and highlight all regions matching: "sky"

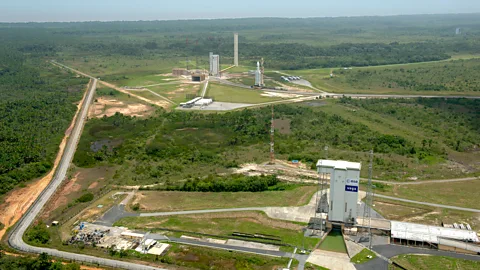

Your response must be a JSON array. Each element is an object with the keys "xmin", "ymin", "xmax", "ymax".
[{"xmin": 1, "ymin": 0, "xmax": 480, "ymax": 22}]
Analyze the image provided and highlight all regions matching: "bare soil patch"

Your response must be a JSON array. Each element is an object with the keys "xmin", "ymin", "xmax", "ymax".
[
  {"xmin": 88, "ymin": 182, "xmax": 99, "ymax": 189},
  {"xmin": 89, "ymin": 97, "xmax": 153, "ymax": 118}
]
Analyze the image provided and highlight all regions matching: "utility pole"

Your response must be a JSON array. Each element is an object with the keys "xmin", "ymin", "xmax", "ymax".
[{"xmin": 270, "ymin": 105, "xmax": 275, "ymax": 164}]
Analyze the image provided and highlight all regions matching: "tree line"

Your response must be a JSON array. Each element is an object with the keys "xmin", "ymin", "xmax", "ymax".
[{"xmin": 0, "ymin": 46, "xmax": 88, "ymax": 196}]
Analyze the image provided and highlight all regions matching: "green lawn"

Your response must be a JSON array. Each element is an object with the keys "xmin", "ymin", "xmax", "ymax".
[
  {"xmin": 319, "ymin": 230, "xmax": 347, "ymax": 253},
  {"xmin": 114, "ymin": 211, "xmax": 319, "ymax": 249},
  {"xmin": 133, "ymin": 186, "xmax": 317, "ymax": 212},
  {"xmin": 392, "ymin": 254, "xmax": 480, "ymax": 270},
  {"xmin": 350, "ymin": 248, "xmax": 377, "ymax": 264},
  {"xmin": 206, "ymin": 82, "xmax": 283, "ymax": 104}
]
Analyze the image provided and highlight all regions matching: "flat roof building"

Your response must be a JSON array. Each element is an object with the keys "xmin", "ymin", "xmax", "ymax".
[{"xmin": 317, "ymin": 159, "xmax": 361, "ymax": 224}]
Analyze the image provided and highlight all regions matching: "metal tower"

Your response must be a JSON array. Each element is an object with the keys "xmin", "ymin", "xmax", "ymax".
[
  {"xmin": 234, "ymin": 33, "xmax": 239, "ymax": 66},
  {"xmin": 362, "ymin": 150, "xmax": 374, "ymax": 248},
  {"xmin": 315, "ymin": 146, "xmax": 329, "ymax": 233},
  {"xmin": 270, "ymin": 105, "xmax": 275, "ymax": 164}
]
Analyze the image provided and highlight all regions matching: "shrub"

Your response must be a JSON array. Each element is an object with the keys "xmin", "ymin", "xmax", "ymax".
[{"xmin": 76, "ymin": 193, "xmax": 94, "ymax": 203}]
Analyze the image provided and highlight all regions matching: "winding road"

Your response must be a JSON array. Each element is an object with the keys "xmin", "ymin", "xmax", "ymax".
[
  {"xmin": 7, "ymin": 79, "xmax": 166, "ymax": 270},
  {"xmin": 8, "ymin": 61, "xmax": 480, "ymax": 270}
]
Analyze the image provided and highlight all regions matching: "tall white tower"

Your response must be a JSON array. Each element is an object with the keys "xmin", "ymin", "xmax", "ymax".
[
  {"xmin": 234, "ymin": 33, "xmax": 239, "ymax": 66},
  {"xmin": 255, "ymin": 61, "xmax": 261, "ymax": 86},
  {"xmin": 209, "ymin": 53, "xmax": 220, "ymax": 77},
  {"xmin": 317, "ymin": 160, "xmax": 361, "ymax": 224}
]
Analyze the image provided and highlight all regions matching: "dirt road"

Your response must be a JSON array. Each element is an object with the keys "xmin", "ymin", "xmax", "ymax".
[{"xmin": 0, "ymin": 79, "xmax": 92, "ymax": 240}]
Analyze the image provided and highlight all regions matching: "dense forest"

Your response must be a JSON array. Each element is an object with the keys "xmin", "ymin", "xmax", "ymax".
[
  {"xmin": 73, "ymin": 98, "xmax": 479, "ymax": 184},
  {"xmin": 0, "ymin": 251, "xmax": 80, "ymax": 270},
  {"xmin": 338, "ymin": 98, "xmax": 480, "ymax": 152},
  {"xmin": 2, "ymin": 14, "xmax": 480, "ymax": 194},
  {"xmin": 0, "ymin": 46, "xmax": 88, "ymax": 195},
  {"xmin": 1, "ymin": 14, "xmax": 480, "ymax": 70}
]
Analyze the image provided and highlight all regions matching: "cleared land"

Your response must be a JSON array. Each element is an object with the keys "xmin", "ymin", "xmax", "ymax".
[
  {"xmin": 148, "ymin": 83, "xmax": 201, "ymax": 103},
  {"xmin": 290, "ymin": 56, "xmax": 480, "ymax": 95},
  {"xmin": 161, "ymin": 244, "xmax": 292, "ymax": 270},
  {"xmin": 376, "ymin": 180, "xmax": 480, "ymax": 210},
  {"xmin": 372, "ymin": 197, "xmax": 480, "ymax": 231},
  {"xmin": 206, "ymin": 83, "xmax": 283, "ymax": 103},
  {"xmin": 114, "ymin": 211, "xmax": 319, "ymax": 249},
  {"xmin": 132, "ymin": 186, "xmax": 317, "ymax": 212},
  {"xmin": 392, "ymin": 254, "xmax": 480, "ymax": 270}
]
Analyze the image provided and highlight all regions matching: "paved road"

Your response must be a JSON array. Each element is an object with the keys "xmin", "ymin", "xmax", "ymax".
[
  {"xmin": 8, "ymin": 79, "xmax": 166, "ymax": 270},
  {"xmin": 357, "ymin": 244, "xmax": 480, "ymax": 270},
  {"xmin": 369, "ymin": 176, "xmax": 479, "ymax": 185},
  {"xmin": 140, "ymin": 207, "xmax": 266, "ymax": 217},
  {"xmin": 375, "ymin": 194, "xmax": 480, "ymax": 212},
  {"xmin": 201, "ymin": 79, "xmax": 209, "ymax": 97},
  {"xmin": 126, "ymin": 89, "xmax": 176, "ymax": 104}
]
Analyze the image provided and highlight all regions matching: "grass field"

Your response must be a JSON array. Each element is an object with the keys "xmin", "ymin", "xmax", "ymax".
[
  {"xmin": 350, "ymin": 248, "xmax": 377, "ymax": 264},
  {"xmin": 392, "ymin": 254, "xmax": 480, "ymax": 270},
  {"xmin": 114, "ymin": 211, "xmax": 319, "ymax": 249},
  {"xmin": 206, "ymin": 83, "xmax": 283, "ymax": 103},
  {"xmin": 288, "ymin": 56, "xmax": 480, "ymax": 95},
  {"xmin": 148, "ymin": 83, "xmax": 202, "ymax": 103},
  {"xmin": 162, "ymin": 244, "xmax": 294, "ymax": 270},
  {"xmin": 132, "ymin": 186, "xmax": 316, "ymax": 212},
  {"xmin": 124, "ymin": 89, "xmax": 171, "ymax": 104},
  {"xmin": 372, "ymin": 197, "xmax": 480, "ymax": 231},
  {"xmin": 318, "ymin": 230, "xmax": 347, "ymax": 253},
  {"xmin": 376, "ymin": 180, "xmax": 480, "ymax": 210},
  {"xmin": 312, "ymin": 100, "xmax": 480, "ymax": 181}
]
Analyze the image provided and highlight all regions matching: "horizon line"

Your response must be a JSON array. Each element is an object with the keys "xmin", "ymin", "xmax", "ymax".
[{"xmin": 1, "ymin": 12, "xmax": 479, "ymax": 24}]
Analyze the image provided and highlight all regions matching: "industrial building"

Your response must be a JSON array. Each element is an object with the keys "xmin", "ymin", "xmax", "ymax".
[
  {"xmin": 172, "ymin": 68, "xmax": 191, "ymax": 76},
  {"xmin": 316, "ymin": 159, "xmax": 361, "ymax": 224},
  {"xmin": 209, "ymin": 52, "xmax": 220, "ymax": 76}
]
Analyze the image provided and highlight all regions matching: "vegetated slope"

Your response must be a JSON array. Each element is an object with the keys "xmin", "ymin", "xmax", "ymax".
[
  {"xmin": 330, "ymin": 58, "xmax": 480, "ymax": 93},
  {"xmin": 339, "ymin": 98, "xmax": 480, "ymax": 153},
  {"xmin": 0, "ymin": 47, "xmax": 88, "ymax": 195},
  {"xmin": 73, "ymin": 100, "xmax": 479, "ymax": 184}
]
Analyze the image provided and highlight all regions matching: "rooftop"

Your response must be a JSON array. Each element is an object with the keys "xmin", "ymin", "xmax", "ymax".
[
  {"xmin": 391, "ymin": 221, "xmax": 479, "ymax": 244},
  {"xmin": 316, "ymin": 159, "xmax": 361, "ymax": 171}
]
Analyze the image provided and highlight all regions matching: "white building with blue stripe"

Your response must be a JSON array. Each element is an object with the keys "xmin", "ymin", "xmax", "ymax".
[{"xmin": 317, "ymin": 160, "xmax": 361, "ymax": 224}]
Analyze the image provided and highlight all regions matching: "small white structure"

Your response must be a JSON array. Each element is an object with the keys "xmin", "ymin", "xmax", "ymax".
[
  {"xmin": 317, "ymin": 160, "xmax": 361, "ymax": 224},
  {"xmin": 194, "ymin": 98, "xmax": 213, "ymax": 106},
  {"xmin": 255, "ymin": 61, "xmax": 262, "ymax": 86},
  {"xmin": 148, "ymin": 244, "xmax": 170, "ymax": 255},
  {"xmin": 121, "ymin": 231, "xmax": 144, "ymax": 240},
  {"xmin": 209, "ymin": 52, "xmax": 220, "ymax": 77},
  {"xmin": 234, "ymin": 33, "xmax": 239, "ymax": 66}
]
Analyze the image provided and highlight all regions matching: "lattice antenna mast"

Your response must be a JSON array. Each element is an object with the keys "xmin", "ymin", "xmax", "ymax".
[
  {"xmin": 362, "ymin": 150, "xmax": 374, "ymax": 248},
  {"xmin": 270, "ymin": 105, "xmax": 275, "ymax": 164}
]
